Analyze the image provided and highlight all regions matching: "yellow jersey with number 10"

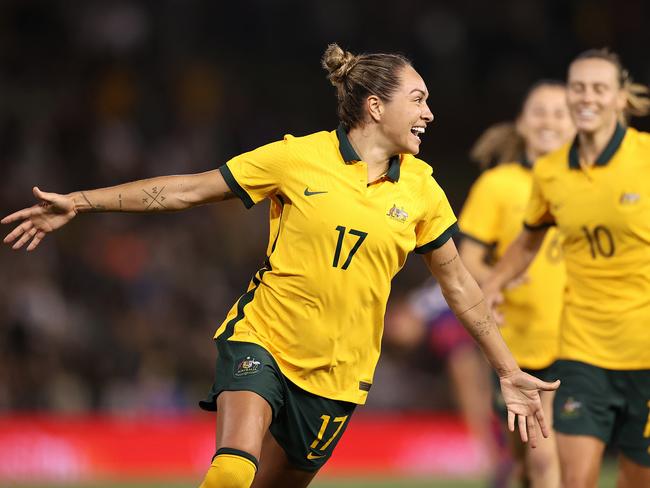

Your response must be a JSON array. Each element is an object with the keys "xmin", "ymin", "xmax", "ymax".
[
  {"xmin": 525, "ymin": 124, "xmax": 650, "ymax": 370},
  {"xmin": 459, "ymin": 162, "xmax": 565, "ymax": 370},
  {"xmin": 216, "ymin": 126, "xmax": 458, "ymax": 404}
]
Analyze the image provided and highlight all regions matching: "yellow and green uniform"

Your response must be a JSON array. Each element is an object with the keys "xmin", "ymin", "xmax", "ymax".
[
  {"xmin": 216, "ymin": 126, "xmax": 458, "ymax": 404},
  {"xmin": 459, "ymin": 161, "xmax": 565, "ymax": 370},
  {"xmin": 525, "ymin": 124, "xmax": 650, "ymax": 370}
]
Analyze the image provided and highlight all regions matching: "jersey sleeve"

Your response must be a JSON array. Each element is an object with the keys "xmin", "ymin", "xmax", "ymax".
[
  {"xmin": 458, "ymin": 171, "xmax": 503, "ymax": 246},
  {"xmin": 218, "ymin": 138, "xmax": 291, "ymax": 209},
  {"xmin": 523, "ymin": 175, "xmax": 556, "ymax": 229},
  {"xmin": 413, "ymin": 173, "xmax": 458, "ymax": 254}
]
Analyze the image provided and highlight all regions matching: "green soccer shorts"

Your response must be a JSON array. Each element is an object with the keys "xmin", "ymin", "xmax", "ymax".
[
  {"xmin": 553, "ymin": 359, "xmax": 650, "ymax": 466},
  {"xmin": 200, "ymin": 339, "xmax": 356, "ymax": 471}
]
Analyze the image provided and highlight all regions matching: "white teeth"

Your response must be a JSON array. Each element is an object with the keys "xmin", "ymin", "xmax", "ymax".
[{"xmin": 411, "ymin": 127, "xmax": 425, "ymax": 134}]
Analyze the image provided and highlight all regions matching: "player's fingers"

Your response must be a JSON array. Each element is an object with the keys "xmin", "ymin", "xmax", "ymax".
[
  {"xmin": 26, "ymin": 231, "xmax": 45, "ymax": 252},
  {"xmin": 536, "ymin": 379, "xmax": 561, "ymax": 391},
  {"xmin": 1, "ymin": 207, "xmax": 35, "ymax": 226},
  {"xmin": 507, "ymin": 410, "xmax": 515, "ymax": 432},
  {"xmin": 518, "ymin": 415, "xmax": 528, "ymax": 443},
  {"xmin": 535, "ymin": 408, "xmax": 550, "ymax": 438},
  {"xmin": 4, "ymin": 221, "xmax": 33, "ymax": 244},
  {"xmin": 13, "ymin": 227, "xmax": 37, "ymax": 250},
  {"xmin": 526, "ymin": 416, "xmax": 537, "ymax": 448}
]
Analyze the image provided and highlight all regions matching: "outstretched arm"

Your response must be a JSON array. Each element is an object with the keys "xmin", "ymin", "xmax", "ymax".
[
  {"xmin": 2, "ymin": 169, "xmax": 233, "ymax": 251},
  {"xmin": 422, "ymin": 238, "xmax": 559, "ymax": 447}
]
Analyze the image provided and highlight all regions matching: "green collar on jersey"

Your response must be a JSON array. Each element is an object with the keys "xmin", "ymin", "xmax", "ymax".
[
  {"xmin": 568, "ymin": 122, "xmax": 626, "ymax": 169},
  {"xmin": 336, "ymin": 124, "xmax": 401, "ymax": 182}
]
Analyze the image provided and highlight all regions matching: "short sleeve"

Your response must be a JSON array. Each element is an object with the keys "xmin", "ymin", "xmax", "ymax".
[
  {"xmin": 458, "ymin": 171, "xmax": 503, "ymax": 246},
  {"xmin": 523, "ymin": 175, "xmax": 555, "ymax": 229},
  {"xmin": 414, "ymin": 174, "xmax": 458, "ymax": 254},
  {"xmin": 219, "ymin": 139, "xmax": 290, "ymax": 209}
]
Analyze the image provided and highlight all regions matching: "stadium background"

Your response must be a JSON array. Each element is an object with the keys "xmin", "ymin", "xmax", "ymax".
[{"xmin": 0, "ymin": 0, "xmax": 646, "ymax": 486}]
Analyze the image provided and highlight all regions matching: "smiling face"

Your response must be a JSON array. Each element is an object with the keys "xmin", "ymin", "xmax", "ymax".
[
  {"xmin": 516, "ymin": 84, "xmax": 575, "ymax": 160},
  {"xmin": 377, "ymin": 65, "xmax": 434, "ymax": 155},
  {"xmin": 567, "ymin": 58, "xmax": 627, "ymax": 135}
]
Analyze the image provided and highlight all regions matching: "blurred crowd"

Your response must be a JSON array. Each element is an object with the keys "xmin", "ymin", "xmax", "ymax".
[{"xmin": 1, "ymin": 0, "xmax": 649, "ymax": 413}]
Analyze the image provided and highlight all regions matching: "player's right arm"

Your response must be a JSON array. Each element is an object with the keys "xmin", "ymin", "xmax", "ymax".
[{"xmin": 2, "ymin": 170, "xmax": 233, "ymax": 251}]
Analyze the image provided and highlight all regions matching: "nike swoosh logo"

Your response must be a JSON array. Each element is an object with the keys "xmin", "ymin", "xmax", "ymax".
[
  {"xmin": 307, "ymin": 452, "xmax": 326, "ymax": 460},
  {"xmin": 304, "ymin": 187, "xmax": 328, "ymax": 196}
]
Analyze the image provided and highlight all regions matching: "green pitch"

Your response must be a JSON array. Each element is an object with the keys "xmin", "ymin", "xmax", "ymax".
[{"xmin": 6, "ymin": 462, "xmax": 618, "ymax": 488}]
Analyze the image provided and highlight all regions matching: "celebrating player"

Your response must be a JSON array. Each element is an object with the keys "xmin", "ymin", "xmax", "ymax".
[
  {"xmin": 483, "ymin": 49, "xmax": 650, "ymax": 488},
  {"xmin": 3, "ymin": 43, "xmax": 558, "ymax": 488}
]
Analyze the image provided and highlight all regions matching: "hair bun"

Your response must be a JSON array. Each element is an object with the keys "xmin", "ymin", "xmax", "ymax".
[{"xmin": 322, "ymin": 43, "xmax": 357, "ymax": 86}]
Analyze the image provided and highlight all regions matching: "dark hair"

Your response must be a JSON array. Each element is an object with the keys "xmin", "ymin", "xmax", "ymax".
[
  {"xmin": 322, "ymin": 43, "xmax": 412, "ymax": 131},
  {"xmin": 470, "ymin": 80, "xmax": 565, "ymax": 169},
  {"xmin": 571, "ymin": 48, "xmax": 650, "ymax": 123}
]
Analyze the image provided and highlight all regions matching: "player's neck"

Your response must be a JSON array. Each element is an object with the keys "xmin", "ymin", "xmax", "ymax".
[
  {"xmin": 577, "ymin": 118, "xmax": 617, "ymax": 166},
  {"xmin": 347, "ymin": 126, "xmax": 391, "ymax": 170}
]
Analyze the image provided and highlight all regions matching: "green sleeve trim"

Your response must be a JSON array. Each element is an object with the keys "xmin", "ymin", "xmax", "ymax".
[
  {"xmin": 523, "ymin": 221, "xmax": 554, "ymax": 231},
  {"xmin": 219, "ymin": 164, "xmax": 255, "ymax": 209},
  {"xmin": 414, "ymin": 222, "xmax": 459, "ymax": 254},
  {"xmin": 459, "ymin": 232, "xmax": 494, "ymax": 248}
]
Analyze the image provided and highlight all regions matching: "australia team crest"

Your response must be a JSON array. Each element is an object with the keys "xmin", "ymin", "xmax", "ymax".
[
  {"xmin": 387, "ymin": 204, "xmax": 408, "ymax": 223},
  {"xmin": 234, "ymin": 356, "xmax": 262, "ymax": 377}
]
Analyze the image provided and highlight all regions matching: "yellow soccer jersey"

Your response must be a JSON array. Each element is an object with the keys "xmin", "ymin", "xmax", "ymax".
[
  {"xmin": 216, "ymin": 126, "xmax": 458, "ymax": 404},
  {"xmin": 525, "ymin": 124, "xmax": 650, "ymax": 370},
  {"xmin": 459, "ymin": 162, "xmax": 565, "ymax": 370}
]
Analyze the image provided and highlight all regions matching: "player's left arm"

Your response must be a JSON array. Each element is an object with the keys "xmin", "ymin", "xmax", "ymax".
[{"xmin": 422, "ymin": 238, "xmax": 560, "ymax": 447}]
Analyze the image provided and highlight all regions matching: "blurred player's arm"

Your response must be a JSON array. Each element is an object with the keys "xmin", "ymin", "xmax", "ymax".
[
  {"xmin": 481, "ymin": 228, "xmax": 547, "ymax": 317},
  {"xmin": 2, "ymin": 170, "xmax": 233, "ymax": 251},
  {"xmin": 458, "ymin": 238, "xmax": 493, "ymax": 285}
]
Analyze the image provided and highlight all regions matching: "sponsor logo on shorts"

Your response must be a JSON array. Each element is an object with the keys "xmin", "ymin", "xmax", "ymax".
[
  {"xmin": 307, "ymin": 452, "xmax": 326, "ymax": 460},
  {"xmin": 234, "ymin": 356, "xmax": 262, "ymax": 377},
  {"xmin": 560, "ymin": 396, "xmax": 583, "ymax": 419}
]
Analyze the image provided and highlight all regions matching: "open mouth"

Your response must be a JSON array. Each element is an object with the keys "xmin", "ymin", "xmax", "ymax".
[{"xmin": 411, "ymin": 126, "xmax": 425, "ymax": 141}]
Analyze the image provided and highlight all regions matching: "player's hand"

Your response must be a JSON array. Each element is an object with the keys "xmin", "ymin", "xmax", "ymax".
[
  {"xmin": 481, "ymin": 280, "xmax": 505, "ymax": 324},
  {"xmin": 499, "ymin": 370, "xmax": 560, "ymax": 448},
  {"xmin": 504, "ymin": 273, "xmax": 529, "ymax": 290},
  {"xmin": 2, "ymin": 187, "xmax": 77, "ymax": 251}
]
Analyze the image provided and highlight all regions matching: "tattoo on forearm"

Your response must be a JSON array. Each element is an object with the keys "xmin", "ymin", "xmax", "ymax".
[
  {"xmin": 438, "ymin": 255, "xmax": 458, "ymax": 267},
  {"xmin": 141, "ymin": 186, "xmax": 167, "ymax": 210},
  {"xmin": 458, "ymin": 298, "xmax": 485, "ymax": 316},
  {"xmin": 469, "ymin": 313, "xmax": 492, "ymax": 338},
  {"xmin": 81, "ymin": 191, "xmax": 106, "ymax": 211}
]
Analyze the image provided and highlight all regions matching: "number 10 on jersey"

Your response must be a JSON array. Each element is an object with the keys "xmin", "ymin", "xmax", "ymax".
[{"xmin": 332, "ymin": 226, "xmax": 368, "ymax": 270}]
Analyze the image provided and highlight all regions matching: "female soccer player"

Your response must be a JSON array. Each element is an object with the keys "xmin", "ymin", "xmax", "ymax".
[
  {"xmin": 459, "ymin": 81, "xmax": 575, "ymax": 488},
  {"xmin": 483, "ymin": 49, "xmax": 650, "ymax": 488},
  {"xmin": 3, "ymin": 43, "xmax": 558, "ymax": 488}
]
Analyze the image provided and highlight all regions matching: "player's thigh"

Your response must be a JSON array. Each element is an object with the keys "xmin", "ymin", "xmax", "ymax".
[
  {"xmin": 556, "ymin": 434, "xmax": 605, "ymax": 488},
  {"xmin": 200, "ymin": 340, "xmax": 286, "ymax": 458},
  {"xmin": 216, "ymin": 390, "xmax": 273, "ymax": 458},
  {"xmin": 617, "ymin": 453, "xmax": 650, "ymax": 488},
  {"xmin": 252, "ymin": 430, "xmax": 319, "ymax": 488}
]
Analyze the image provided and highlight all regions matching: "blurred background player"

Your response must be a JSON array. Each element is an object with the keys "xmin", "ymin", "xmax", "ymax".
[
  {"xmin": 483, "ymin": 49, "xmax": 650, "ymax": 488},
  {"xmin": 2, "ymin": 43, "xmax": 559, "ymax": 488},
  {"xmin": 384, "ymin": 280, "xmax": 508, "ymax": 487},
  {"xmin": 459, "ymin": 80, "xmax": 575, "ymax": 488}
]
